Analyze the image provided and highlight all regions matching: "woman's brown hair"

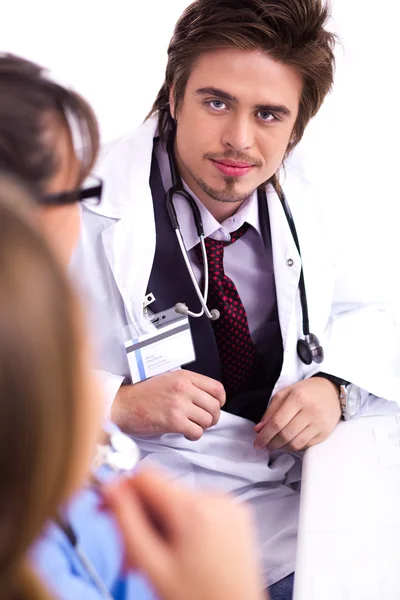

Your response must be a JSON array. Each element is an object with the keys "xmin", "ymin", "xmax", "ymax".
[
  {"xmin": 0, "ymin": 54, "xmax": 100, "ymax": 197},
  {"xmin": 148, "ymin": 0, "xmax": 336, "ymax": 157},
  {"xmin": 0, "ymin": 176, "xmax": 81, "ymax": 599}
]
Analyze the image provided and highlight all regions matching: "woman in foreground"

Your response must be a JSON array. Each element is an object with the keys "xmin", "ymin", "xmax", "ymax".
[{"xmin": 0, "ymin": 52, "xmax": 267, "ymax": 600}]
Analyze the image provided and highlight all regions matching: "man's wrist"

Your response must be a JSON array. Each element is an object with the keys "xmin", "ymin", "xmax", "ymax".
[
  {"xmin": 312, "ymin": 372, "xmax": 352, "ymax": 420},
  {"xmin": 311, "ymin": 374, "xmax": 363, "ymax": 420},
  {"xmin": 311, "ymin": 372, "xmax": 350, "ymax": 395}
]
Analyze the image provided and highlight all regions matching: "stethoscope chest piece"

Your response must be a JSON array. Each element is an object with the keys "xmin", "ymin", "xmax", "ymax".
[{"xmin": 297, "ymin": 333, "xmax": 324, "ymax": 366}]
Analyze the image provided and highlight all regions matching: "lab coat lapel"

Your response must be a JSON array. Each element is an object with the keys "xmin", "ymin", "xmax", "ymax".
[
  {"xmin": 146, "ymin": 152, "xmax": 222, "ymax": 382},
  {"xmin": 101, "ymin": 220, "xmax": 139, "ymax": 327},
  {"xmin": 96, "ymin": 118, "xmax": 159, "ymax": 331}
]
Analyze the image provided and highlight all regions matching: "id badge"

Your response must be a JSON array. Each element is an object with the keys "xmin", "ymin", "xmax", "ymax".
[{"xmin": 123, "ymin": 308, "xmax": 196, "ymax": 383}]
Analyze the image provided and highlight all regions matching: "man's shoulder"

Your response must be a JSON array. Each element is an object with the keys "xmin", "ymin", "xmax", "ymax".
[
  {"xmin": 96, "ymin": 116, "xmax": 158, "ymax": 174},
  {"xmin": 86, "ymin": 118, "xmax": 158, "ymax": 219},
  {"xmin": 277, "ymin": 158, "xmax": 315, "ymax": 211},
  {"xmin": 281, "ymin": 157, "xmax": 312, "ymax": 192}
]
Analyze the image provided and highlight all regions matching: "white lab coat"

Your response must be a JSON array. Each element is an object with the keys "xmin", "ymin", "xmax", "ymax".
[{"xmin": 72, "ymin": 116, "xmax": 400, "ymax": 587}]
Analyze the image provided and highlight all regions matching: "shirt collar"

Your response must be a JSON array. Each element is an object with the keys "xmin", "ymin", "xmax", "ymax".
[{"xmin": 155, "ymin": 139, "xmax": 262, "ymax": 251}]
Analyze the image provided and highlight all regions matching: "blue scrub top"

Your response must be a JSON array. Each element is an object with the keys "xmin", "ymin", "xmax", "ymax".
[{"xmin": 31, "ymin": 429, "xmax": 157, "ymax": 600}]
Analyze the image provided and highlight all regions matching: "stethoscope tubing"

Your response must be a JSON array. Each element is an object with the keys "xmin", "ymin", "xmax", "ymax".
[{"xmin": 164, "ymin": 132, "xmax": 323, "ymax": 363}]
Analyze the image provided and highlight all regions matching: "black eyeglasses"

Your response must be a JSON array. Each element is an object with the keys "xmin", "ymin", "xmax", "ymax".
[{"xmin": 40, "ymin": 175, "xmax": 103, "ymax": 206}]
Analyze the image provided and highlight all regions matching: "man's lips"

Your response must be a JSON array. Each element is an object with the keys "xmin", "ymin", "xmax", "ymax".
[
  {"xmin": 211, "ymin": 159, "xmax": 256, "ymax": 177},
  {"xmin": 215, "ymin": 159, "xmax": 254, "ymax": 168}
]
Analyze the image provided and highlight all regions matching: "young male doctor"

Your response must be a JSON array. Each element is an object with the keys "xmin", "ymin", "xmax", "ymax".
[{"xmin": 73, "ymin": 0, "xmax": 399, "ymax": 595}]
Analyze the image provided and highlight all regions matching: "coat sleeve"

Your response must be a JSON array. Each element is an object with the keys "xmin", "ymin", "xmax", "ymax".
[
  {"xmin": 307, "ymin": 181, "xmax": 400, "ymax": 408},
  {"xmin": 70, "ymin": 206, "xmax": 132, "ymax": 414},
  {"xmin": 95, "ymin": 369, "xmax": 125, "ymax": 415},
  {"xmin": 320, "ymin": 299, "xmax": 400, "ymax": 403}
]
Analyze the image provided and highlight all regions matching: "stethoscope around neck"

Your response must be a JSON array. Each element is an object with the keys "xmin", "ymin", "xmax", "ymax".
[{"xmin": 165, "ymin": 135, "xmax": 324, "ymax": 366}]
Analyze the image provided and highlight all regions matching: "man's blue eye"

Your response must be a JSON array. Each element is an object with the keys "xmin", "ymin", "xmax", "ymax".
[{"xmin": 210, "ymin": 100, "xmax": 226, "ymax": 110}]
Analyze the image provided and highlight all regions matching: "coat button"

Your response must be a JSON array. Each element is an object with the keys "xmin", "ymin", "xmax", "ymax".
[{"xmin": 286, "ymin": 258, "xmax": 294, "ymax": 267}]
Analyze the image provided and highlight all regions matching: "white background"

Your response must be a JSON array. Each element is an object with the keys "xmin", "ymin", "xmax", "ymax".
[{"xmin": 2, "ymin": 0, "xmax": 400, "ymax": 311}]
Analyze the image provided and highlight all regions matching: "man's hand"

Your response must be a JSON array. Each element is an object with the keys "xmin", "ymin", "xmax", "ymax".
[
  {"xmin": 253, "ymin": 377, "xmax": 341, "ymax": 451},
  {"xmin": 111, "ymin": 370, "xmax": 226, "ymax": 440}
]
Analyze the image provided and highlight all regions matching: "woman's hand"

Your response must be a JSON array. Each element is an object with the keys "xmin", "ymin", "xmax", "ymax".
[{"xmin": 103, "ymin": 468, "xmax": 267, "ymax": 600}]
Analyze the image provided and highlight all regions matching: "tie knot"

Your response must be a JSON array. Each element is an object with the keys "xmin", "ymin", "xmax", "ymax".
[
  {"xmin": 194, "ymin": 222, "xmax": 250, "ymax": 265},
  {"xmin": 226, "ymin": 222, "xmax": 250, "ymax": 245}
]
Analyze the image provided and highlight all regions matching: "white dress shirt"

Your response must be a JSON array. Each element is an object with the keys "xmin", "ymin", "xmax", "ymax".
[{"xmin": 155, "ymin": 140, "xmax": 276, "ymax": 346}]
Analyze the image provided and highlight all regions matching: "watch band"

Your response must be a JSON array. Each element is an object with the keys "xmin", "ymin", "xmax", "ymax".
[
  {"xmin": 312, "ymin": 372, "xmax": 350, "ymax": 393},
  {"xmin": 339, "ymin": 385, "xmax": 347, "ymax": 418}
]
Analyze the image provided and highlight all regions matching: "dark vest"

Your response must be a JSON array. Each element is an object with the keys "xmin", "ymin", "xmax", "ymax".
[{"xmin": 147, "ymin": 151, "xmax": 283, "ymax": 423}]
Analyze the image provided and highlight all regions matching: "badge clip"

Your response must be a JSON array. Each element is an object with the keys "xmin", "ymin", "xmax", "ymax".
[{"xmin": 143, "ymin": 293, "xmax": 156, "ymax": 317}]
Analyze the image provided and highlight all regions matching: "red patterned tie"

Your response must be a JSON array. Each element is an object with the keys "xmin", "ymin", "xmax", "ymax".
[{"xmin": 194, "ymin": 223, "xmax": 258, "ymax": 395}]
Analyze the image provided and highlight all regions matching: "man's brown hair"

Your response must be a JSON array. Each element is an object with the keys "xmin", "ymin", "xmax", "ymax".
[{"xmin": 148, "ymin": 0, "xmax": 336, "ymax": 156}]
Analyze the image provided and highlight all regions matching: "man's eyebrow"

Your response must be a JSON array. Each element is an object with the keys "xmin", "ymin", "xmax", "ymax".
[
  {"xmin": 254, "ymin": 103, "xmax": 291, "ymax": 117},
  {"xmin": 196, "ymin": 87, "xmax": 291, "ymax": 117},
  {"xmin": 196, "ymin": 87, "xmax": 239, "ymax": 102}
]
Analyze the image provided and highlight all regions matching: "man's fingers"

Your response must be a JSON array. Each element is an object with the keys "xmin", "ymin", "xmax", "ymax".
[
  {"xmin": 253, "ymin": 421, "xmax": 264, "ymax": 433},
  {"xmin": 254, "ymin": 393, "xmax": 301, "ymax": 449},
  {"xmin": 187, "ymin": 403, "xmax": 216, "ymax": 430},
  {"xmin": 183, "ymin": 419, "xmax": 205, "ymax": 442},
  {"xmin": 254, "ymin": 392, "xmax": 289, "ymax": 433},
  {"xmin": 302, "ymin": 432, "xmax": 323, "ymax": 450},
  {"xmin": 266, "ymin": 414, "xmax": 311, "ymax": 451},
  {"xmin": 280, "ymin": 425, "xmax": 318, "ymax": 452},
  {"xmin": 258, "ymin": 388, "xmax": 292, "ymax": 424},
  {"xmin": 191, "ymin": 373, "xmax": 226, "ymax": 406},
  {"xmin": 191, "ymin": 391, "xmax": 221, "ymax": 427}
]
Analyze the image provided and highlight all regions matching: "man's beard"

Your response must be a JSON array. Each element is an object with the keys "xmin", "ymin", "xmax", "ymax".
[{"xmin": 196, "ymin": 175, "xmax": 253, "ymax": 204}]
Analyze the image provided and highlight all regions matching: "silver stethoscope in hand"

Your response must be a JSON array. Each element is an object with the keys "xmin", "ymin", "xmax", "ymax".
[{"xmin": 165, "ymin": 135, "xmax": 324, "ymax": 366}]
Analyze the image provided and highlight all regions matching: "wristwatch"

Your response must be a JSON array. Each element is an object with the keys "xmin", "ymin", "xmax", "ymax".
[
  {"xmin": 312, "ymin": 372, "xmax": 361, "ymax": 421},
  {"xmin": 339, "ymin": 383, "xmax": 363, "ymax": 421}
]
